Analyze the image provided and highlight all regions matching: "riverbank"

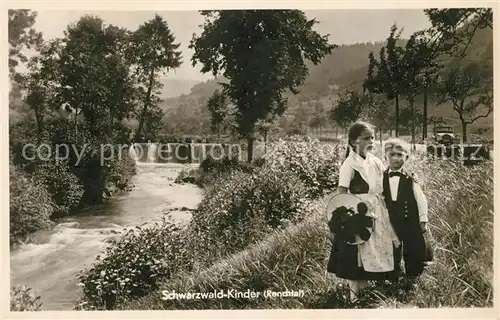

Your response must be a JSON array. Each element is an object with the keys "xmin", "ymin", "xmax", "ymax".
[
  {"xmin": 74, "ymin": 139, "xmax": 493, "ymax": 311},
  {"xmin": 10, "ymin": 163, "xmax": 204, "ymax": 310},
  {"xmin": 118, "ymin": 145, "xmax": 494, "ymax": 310}
]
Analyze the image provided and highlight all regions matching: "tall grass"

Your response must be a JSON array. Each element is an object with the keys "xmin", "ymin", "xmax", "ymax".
[{"xmin": 117, "ymin": 154, "xmax": 493, "ymax": 310}]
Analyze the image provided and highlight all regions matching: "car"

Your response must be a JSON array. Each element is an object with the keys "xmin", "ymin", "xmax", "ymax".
[
  {"xmin": 427, "ymin": 124, "xmax": 491, "ymax": 166},
  {"xmin": 433, "ymin": 125, "xmax": 456, "ymax": 146}
]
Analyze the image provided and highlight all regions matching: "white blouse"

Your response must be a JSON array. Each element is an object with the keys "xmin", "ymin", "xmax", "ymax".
[{"xmin": 337, "ymin": 150, "xmax": 401, "ymax": 273}]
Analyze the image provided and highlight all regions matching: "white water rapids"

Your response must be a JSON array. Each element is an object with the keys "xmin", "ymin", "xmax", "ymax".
[{"xmin": 10, "ymin": 162, "xmax": 203, "ymax": 310}]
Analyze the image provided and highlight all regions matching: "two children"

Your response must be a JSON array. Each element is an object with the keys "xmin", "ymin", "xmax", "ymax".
[{"xmin": 327, "ymin": 121, "xmax": 432, "ymax": 298}]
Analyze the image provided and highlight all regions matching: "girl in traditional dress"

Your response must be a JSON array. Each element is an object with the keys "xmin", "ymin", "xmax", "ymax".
[{"xmin": 327, "ymin": 121, "xmax": 401, "ymax": 299}]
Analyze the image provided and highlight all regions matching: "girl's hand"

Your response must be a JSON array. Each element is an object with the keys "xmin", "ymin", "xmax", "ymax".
[
  {"xmin": 411, "ymin": 173, "xmax": 421, "ymax": 184},
  {"xmin": 420, "ymin": 222, "xmax": 427, "ymax": 233}
]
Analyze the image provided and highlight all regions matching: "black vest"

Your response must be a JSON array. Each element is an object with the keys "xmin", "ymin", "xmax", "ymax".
[
  {"xmin": 382, "ymin": 169, "xmax": 419, "ymax": 240},
  {"xmin": 349, "ymin": 170, "xmax": 369, "ymax": 194}
]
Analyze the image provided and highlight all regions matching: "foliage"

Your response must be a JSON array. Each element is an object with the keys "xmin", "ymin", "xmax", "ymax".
[
  {"xmin": 190, "ymin": 9, "xmax": 336, "ymax": 161},
  {"xmin": 265, "ymin": 137, "xmax": 343, "ymax": 198},
  {"xmin": 359, "ymin": 93, "xmax": 392, "ymax": 138},
  {"xmin": 424, "ymin": 8, "xmax": 492, "ymax": 58},
  {"xmin": 76, "ymin": 218, "xmax": 193, "ymax": 310},
  {"xmin": 8, "ymin": 9, "xmax": 43, "ymax": 79},
  {"xmin": 175, "ymin": 155, "xmax": 263, "ymax": 188},
  {"xmin": 206, "ymin": 89, "xmax": 231, "ymax": 139},
  {"xmin": 33, "ymin": 161, "xmax": 85, "ymax": 218},
  {"xmin": 187, "ymin": 166, "xmax": 314, "ymax": 268},
  {"xmin": 435, "ymin": 61, "xmax": 493, "ymax": 142},
  {"xmin": 188, "ymin": 138, "xmax": 342, "ymax": 265},
  {"xmin": 364, "ymin": 24, "xmax": 406, "ymax": 136},
  {"xmin": 330, "ymin": 90, "xmax": 366, "ymax": 129},
  {"xmin": 9, "ymin": 163, "xmax": 54, "ymax": 245},
  {"xmin": 118, "ymin": 155, "xmax": 493, "ymax": 310},
  {"xmin": 10, "ymin": 285, "xmax": 43, "ymax": 311},
  {"xmin": 131, "ymin": 14, "xmax": 182, "ymax": 141}
]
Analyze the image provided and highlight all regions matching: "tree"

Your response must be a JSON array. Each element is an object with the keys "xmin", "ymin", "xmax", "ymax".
[
  {"xmin": 330, "ymin": 90, "xmax": 365, "ymax": 134},
  {"xmin": 363, "ymin": 24, "xmax": 406, "ymax": 136},
  {"xmin": 190, "ymin": 10, "xmax": 336, "ymax": 162},
  {"xmin": 309, "ymin": 101, "xmax": 327, "ymax": 137},
  {"xmin": 8, "ymin": 9, "xmax": 43, "ymax": 81},
  {"xmin": 424, "ymin": 8, "xmax": 492, "ymax": 58},
  {"xmin": 435, "ymin": 61, "xmax": 492, "ymax": 142},
  {"xmin": 130, "ymin": 14, "xmax": 182, "ymax": 141},
  {"xmin": 256, "ymin": 115, "xmax": 275, "ymax": 154},
  {"xmin": 401, "ymin": 34, "xmax": 425, "ymax": 149},
  {"xmin": 410, "ymin": 8, "xmax": 493, "ymax": 140},
  {"xmin": 359, "ymin": 93, "xmax": 392, "ymax": 144},
  {"xmin": 54, "ymin": 15, "xmax": 137, "ymax": 140},
  {"xmin": 206, "ymin": 89, "xmax": 230, "ymax": 140}
]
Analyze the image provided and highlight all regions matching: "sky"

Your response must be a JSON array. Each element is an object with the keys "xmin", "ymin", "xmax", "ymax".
[{"xmin": 29, "ymin": 9, "xmax": 432, "ymax": 81}]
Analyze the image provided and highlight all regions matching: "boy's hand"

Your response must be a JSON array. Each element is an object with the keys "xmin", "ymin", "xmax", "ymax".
[{"xmin": 420, "ymin": 222, "xmax": 427, "ymax": 233}]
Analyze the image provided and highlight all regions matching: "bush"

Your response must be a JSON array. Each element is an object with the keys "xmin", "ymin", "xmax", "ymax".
[
  {"xmin": 10, "ymin": 285, "xmax": 43, "ymax": 311},
  {"xmin": 117, "ymin": 211, "xmax": 329, "ymax": 310},
  {"xmin": 76, "ymin": 218, "xmax": 193, "ymax": 310},
  {"xmin": 9, "ymin": 163, "xmax": 54, "ymax": 246},
  {"xmin": 176, "ymin": 155, "xmax": 264, "ymax": 188},
  {"xmin": 105, "ymin": 147, "xmax": 136, "ymax": 193},
  {"xmin": 33, "ymin": 161, "xmax": 85, "ymax": 218},
  {"xmin": 263, "ymin": 137, "xmax": 343, "ymax": 198},
  {"xmin": 187, "ymin": 153, "xmax": 321, "ymax": 267}
]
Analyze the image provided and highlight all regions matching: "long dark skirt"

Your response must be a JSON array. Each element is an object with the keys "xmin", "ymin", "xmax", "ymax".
[{"xmin": 327, "ymin": 235, "xmax": 402, "ymax": 281}]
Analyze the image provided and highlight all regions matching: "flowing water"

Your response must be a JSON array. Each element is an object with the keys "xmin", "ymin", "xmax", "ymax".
[{"xmin": 10, "ymin": 160, "xmax": 203, "ymax": 311}]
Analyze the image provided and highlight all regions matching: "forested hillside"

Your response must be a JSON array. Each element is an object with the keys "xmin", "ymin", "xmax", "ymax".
[{"xmin": 160, "ymin": 23, "xmax": 493, "ymax": 140}]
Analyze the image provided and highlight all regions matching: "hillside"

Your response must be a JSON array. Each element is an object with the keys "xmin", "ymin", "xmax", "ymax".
[
  {"xmin": 159, "ymin": 25, "xmax": 493, "ymax": 140},
  {"xmin": 158, "ymin": 78, "xmax": 202, "ymax": 99}
]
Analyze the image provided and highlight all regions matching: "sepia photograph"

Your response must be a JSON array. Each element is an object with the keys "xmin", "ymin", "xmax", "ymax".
[{"xmin": 5, "ymin": 2, "xmax": 496, "ymax": 317}]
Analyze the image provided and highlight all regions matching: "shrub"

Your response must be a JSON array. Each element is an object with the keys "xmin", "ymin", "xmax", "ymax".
[
  {"xmin": 176, "ymin": 155, "xmax": 264, "ymax": 188},
  {"xmin": 262, "ymin": 137, "xmax": 343, "ymax": 198},
  {"xmin": 187, "ymin": 161, "xmax": 317, "ymax": 268},
  {"xmin": 117, "ymin": 206, "xmax": 335, "ymax": 311},
  {"xmin": 10, "ymin": 285, "xmax": 43, "ymax": 311},
  {"xmin": 33, "ymin": 161, "xmax": 85, "ymax": 218},
  {"xmin": 105, "ymin": 147, "xmax": 136, "ymax": 192},
  {"xmin": 9, "ymin": 163, "xmax": 54, "ymax": 245},
  {"xmin": 76, "ymin": 217, "xmax": 193, "ymax": 310}
]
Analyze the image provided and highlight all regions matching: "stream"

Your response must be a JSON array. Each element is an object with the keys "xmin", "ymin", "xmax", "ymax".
[{"xmin": 10, "ymin": 162, "xmax": 203, "ymax": 311}]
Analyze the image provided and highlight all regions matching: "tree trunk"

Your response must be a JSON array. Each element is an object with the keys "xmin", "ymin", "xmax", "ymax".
[
  {"xmin": 34, "ymin": 108, "xmax": 43, "ymax": 144},
  {"xmin": 410, "ymin": 96, "xmax": 416, "ymax": 151},
  {"xmin": 461, "ymin": 119, "xmax": 468, "ymax": 143},
  {"xmin": 335, "ymin": 126, "xmax": 338, "ymax": 139},
  {"xmin": 74, "ymin": 106, "xmax": 78, "ymax": 136},
  {"xmin": 264, "ymin": 131, "xmax": 267, "ymax": 154},
  {"xmin": 110, "ymin": 106, "xmax": 114, "ymax": 138},
  {"xmin": 247, "ymin": 136, "xmax": 254, "ymax": 163},
  {"xmin": 395, "ymin": 94, "xmax": 400, "ymax": 137},
  {"xmin": 379, "ymin": 128, "xmax": 382, "ymax": 146},
  {"xmin": 423, "ymin": 87, "xmax": 428, "ymax": 141},
  {"xmin": 135, "ymin": 68, "xmax": 155, "ymax": 142}
]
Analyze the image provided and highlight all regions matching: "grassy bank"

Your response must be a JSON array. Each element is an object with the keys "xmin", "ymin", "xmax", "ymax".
[
  {"xmin": 119, "ymin": 156, "xmax": 493, "ymax": 309},
  {"xmin": 71, "ymin": 138, "xmax": 493, "ymax": 311}
]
